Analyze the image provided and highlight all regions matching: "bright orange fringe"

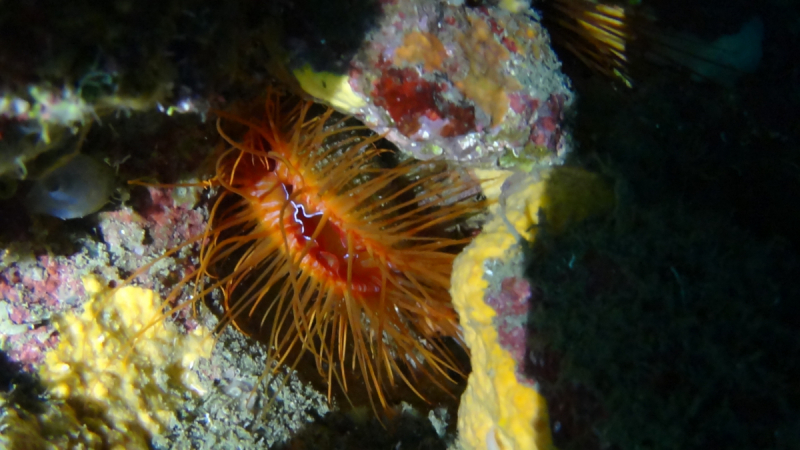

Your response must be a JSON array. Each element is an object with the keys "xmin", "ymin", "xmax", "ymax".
[{"xmin": 129, "ymin": 90, "xmax": 484, "ymax": 413}]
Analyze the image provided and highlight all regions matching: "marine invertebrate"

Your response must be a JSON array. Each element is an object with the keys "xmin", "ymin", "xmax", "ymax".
[
  {"xmin": 451, "ymin": 167, "xmax": 614, "ymax": 450},
  {"xmin": 540, "ymin": 1, "xmax": 763, "ymax": 88},
  {"xmin": 132, "ymin": 90, "xmax": 484, "ymax": 413},
  {"xmin": 27, "ymin": 276, "xmax": 212, "ymax": 449},
  {"xmin": 452, "ymin": 171, "xmax": 553, "ymax": 450},
  {"xmin": 541, "ymin": 0, "xmax": 632, "ymax": 86}
]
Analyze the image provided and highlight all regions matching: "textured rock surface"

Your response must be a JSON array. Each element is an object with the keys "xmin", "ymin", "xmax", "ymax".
[{"xmin": 288, "ymin": 0, "xmax": 574, "ymax": 165}]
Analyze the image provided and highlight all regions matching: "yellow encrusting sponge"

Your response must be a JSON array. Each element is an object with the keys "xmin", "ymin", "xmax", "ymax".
[
  {"xmin": 452, "ymin": 167, "xmax": 614, "ymax": 450},
  {"xmin": 33, "ymin": 276, "xmax": 213, "ymax": 449}
]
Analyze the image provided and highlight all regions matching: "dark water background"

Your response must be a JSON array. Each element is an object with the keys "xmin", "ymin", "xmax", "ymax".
[{"xmin": 532, "ymin": 1, "xmax": 800, "ymax": 448}]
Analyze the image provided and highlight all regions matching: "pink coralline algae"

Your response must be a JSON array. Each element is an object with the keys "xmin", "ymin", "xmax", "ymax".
[
  {"xmin": 5, "ymin": 327, "xmax": 60, "ymax": 370},
  {"xmin": 530, "ymin": 94, "xmax": 568, "ymax": 150},
  {"xmin": 0, "ymin": 184, "xmax": 207, "ymax": 372},
  {"xmin": 0, "ymin": 254, "xmax": 88, "ymax": 370},
  {"xmin": 0, "ymin": 254, "xmax": 85, "ymax": 309},
  {"xmin": 485, "ymin": 276, "xmax": 535, "ymax": 385},
  {"xmin": 341, "ymin": 0, "xmax": 574, "ymax": 165},
  {"xmin": 99, "ymin": 186, "xmax": 206, "ymax": 285}
]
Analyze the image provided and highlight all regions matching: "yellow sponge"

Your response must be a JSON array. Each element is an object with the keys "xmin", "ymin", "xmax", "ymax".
[
  {"xmin": 452, "ymin": 167, "xmax": 613, "ymax": 450},
  {"xmin": 32, "ymin": 276, "xmax": 213, "ymax": 449}
]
